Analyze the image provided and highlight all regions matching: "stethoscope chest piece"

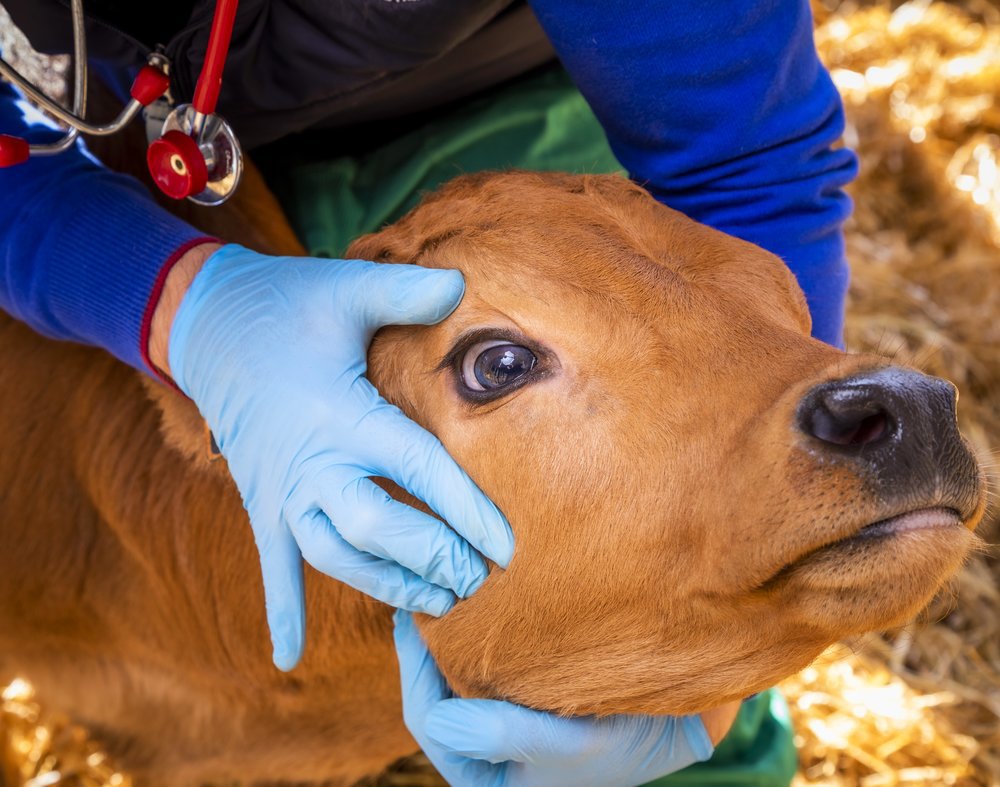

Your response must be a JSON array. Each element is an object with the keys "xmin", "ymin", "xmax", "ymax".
[{"xmin": 148, "ymin": 104, "xmax": 242, "ymax": 206}]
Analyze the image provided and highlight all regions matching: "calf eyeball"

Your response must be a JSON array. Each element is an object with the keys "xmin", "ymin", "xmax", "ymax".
[{"xmin": 462, "ymin": 341, "xmax": 537, "ymax": 392}]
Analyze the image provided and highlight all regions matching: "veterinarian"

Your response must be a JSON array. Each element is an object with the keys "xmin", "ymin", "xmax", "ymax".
[{"xmin": 0, "ymin": 1, "xmax": 856, "ymax": 783}]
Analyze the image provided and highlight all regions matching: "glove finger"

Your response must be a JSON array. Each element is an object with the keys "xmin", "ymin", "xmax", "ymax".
[
  {"xmin": 288, "ymin": 510, "xmax": 457, "ymax": 616},
  {"xmin": 428, "ymin": 701, "xmax": 715, "ymax": 780},
  {"xmin": 357, "ymin": 398, "xmax": 514, "ymax": 568},
  {"xmin": 392, "ymin": 609, "xmax": 452, "ymax": 732},
  {"xmin": 393, "ymin": 612, "xmax": 503, "ymax": 786},
  {"xmin": 256, "ymin": 525, "xmax": 306, "ymax": 672},
  {"xmin": 322, "ymin": 476, "xmax": 489, "ymax": 598},
  {"xmin": 353, "ymin": 263, "xmax": 466, "ymax": 327},
  {"xmin": 648, "ymin": 715, "xmax": 715, "ymax": 771},
  {"xmin": 424, "ymin": 699, "xmax": 571, "ymax": 765}
]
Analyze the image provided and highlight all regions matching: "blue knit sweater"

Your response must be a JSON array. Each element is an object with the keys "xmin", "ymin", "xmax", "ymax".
[{"xmin": 0, "ymin": 0, "xmax": 856, "ymax": 373}]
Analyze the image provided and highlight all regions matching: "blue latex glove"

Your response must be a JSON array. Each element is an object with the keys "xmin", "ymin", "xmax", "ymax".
[
  {"xmin": 168, "ymin": 244, "xmax": 514, "ymax": 670},
  {"xmin": 393, "ymin": 610, "xmax": 714, "ymax": 787}
]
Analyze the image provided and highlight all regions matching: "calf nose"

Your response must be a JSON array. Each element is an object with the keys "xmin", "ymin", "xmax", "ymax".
[
  {"xmin": 801, "ymin": 386, "xmax": 893, "ymax": 448},
  {"xmin": 798, "ymin": 367, "xmax": 957, "ymax": 457},
  {"xmin": 796, "ymin": 366, "xmax": 983, "ymax": 516}
]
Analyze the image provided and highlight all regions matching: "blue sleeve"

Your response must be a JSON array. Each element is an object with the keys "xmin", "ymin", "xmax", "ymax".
[
  {"xmin": 0, "ymin": 80, "xmax": 211, "ymax": 372},
  {"xmin": 528, "ymin": 0, "xmax": 858, "ymax": 347}
]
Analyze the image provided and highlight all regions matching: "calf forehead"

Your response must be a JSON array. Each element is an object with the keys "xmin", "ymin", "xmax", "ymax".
[
  {"xmin": 438, "ymin": 230, "xmax": 802, "ymax": 360},
  {"xmin": 348, "ymin": 172, "xmax": 809, "ymax": 333},
  {"xmin": 414, "ymin": 178, "xmax": 809, "ymax": 334}
]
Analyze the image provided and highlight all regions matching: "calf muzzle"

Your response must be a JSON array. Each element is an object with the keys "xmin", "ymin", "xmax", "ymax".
[{"xmin": 797, "ymin": 366, "xmax": 980, "ymax": 517}]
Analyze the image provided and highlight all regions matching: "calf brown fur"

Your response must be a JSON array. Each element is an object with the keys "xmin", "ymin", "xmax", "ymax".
[{"xmin": 0, "ymin": 170, "xmax": 985, "ymax": 785}]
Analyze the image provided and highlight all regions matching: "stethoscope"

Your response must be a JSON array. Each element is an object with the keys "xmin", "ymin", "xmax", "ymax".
[{"xmin": 0, "ymin": 0, "xmax": 242, "ymax": 206}]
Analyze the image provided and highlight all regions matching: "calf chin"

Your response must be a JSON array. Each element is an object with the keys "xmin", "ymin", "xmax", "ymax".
[{"xmin": 414, "ymin": 522, "xmax": 978, "ymax": 718}]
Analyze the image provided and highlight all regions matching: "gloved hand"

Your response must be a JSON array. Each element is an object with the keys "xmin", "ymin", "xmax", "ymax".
[
  {"xmin": 393, "ymin": 610, "xmax": 714, "ymax": 787},
  {"xmin": 168, "ymin": 244, "xmax": 514, "ymax": 670}
]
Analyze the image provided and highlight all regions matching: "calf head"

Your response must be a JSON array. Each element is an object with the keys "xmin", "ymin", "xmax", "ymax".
[{"xmin": 352, "ymin": 171, "xmax": 985, "ymax": 716}]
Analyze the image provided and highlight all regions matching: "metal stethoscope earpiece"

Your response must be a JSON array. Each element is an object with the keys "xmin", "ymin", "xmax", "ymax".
[{"xmin": 0, "ymin": 0, "xmax": 242, "ymax": 206}]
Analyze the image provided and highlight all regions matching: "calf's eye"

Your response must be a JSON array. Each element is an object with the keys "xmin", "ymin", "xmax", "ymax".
[{"xmin": 461, "ymin": 341, "xmax": 537, "ymax": 392}]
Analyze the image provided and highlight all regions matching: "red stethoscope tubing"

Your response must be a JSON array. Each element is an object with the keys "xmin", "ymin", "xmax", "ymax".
[{"xmin": 192, "ymin": 0, "xmax": 240, "ymax": 117}]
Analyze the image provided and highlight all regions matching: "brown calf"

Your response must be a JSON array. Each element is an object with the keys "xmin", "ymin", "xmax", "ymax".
[{"xmin": 0, "ymin": 171, "xmax": 985, "ymax": 784}]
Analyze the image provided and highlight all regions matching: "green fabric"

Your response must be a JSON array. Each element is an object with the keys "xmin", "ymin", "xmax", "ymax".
[
  {"xmin": 644, "ymin": 690, "xmax": 797, "ymax": 787},
  {"xmin": 272, "ymin": 67, "xmax": 623, "ymax": 259},
  {"xmin": 270, "ymin": 64, "xmax": 796, "ymax": 787}
]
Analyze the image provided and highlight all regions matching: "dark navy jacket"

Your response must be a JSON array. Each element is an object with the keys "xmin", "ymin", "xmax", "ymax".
[
  {"xmin": 0, "ymin": 0, "xmax": 857, "ymax": 372},
  {"xmin": 5, "ymin": 0, "xmax": 556, "ymax": 148}
]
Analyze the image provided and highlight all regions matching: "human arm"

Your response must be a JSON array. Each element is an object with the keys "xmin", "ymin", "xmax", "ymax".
[
  {"xmin": 147, "ymin": 241, "xmax": 221, "ymax": 375},
  {"xmin": 0, "ymin": 80, "xmax": 213, "ymax": 371},
  {"xmin": 527, "ymin": 0, "xmax": 858, "ymax": 347},
  {"xmin": 0, "ymin": 82, "xmax": 513, "ymax": 670}
]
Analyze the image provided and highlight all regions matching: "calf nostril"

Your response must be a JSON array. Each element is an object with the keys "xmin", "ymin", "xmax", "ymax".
[
  {"xmin": 799, "ymin": 383, "xmax": 895, "ymax": 449},
  {"xmin": 808, "ymin": 405, "xmax": 890, "ymax": 447},
  {"xmin": 847, "ymin": 411, "xmax": 890, "ymax": 445}
]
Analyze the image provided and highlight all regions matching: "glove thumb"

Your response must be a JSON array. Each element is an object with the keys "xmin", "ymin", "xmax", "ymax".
[{"xmin": 355, "ymin": 263, "xmax": 466, "ymax": 327}]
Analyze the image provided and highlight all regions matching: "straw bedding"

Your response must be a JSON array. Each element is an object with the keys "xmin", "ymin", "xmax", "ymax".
[
  {"xmin": 1, "ymin": 1, "xmax": 999, "ymax": 784},
  {"xmin": 784, "ymin": 2, "xmax": 1000, "ymax": 783}
]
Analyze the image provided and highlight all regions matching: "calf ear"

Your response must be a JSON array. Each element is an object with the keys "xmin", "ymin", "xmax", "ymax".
[
  {"xmin": 346, "ymin": 223, "xmax": 423, "ymax": 265},
  {"xmin": 347, "ymin": 207, "xmax": 475, "ymax": 266}
]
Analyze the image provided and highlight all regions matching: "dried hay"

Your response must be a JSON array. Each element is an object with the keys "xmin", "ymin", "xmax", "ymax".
[
  {"xmin": 2, "ymin": 1, "xmax": 1000, "ymax": 785},
  {"xmin": 783, "ymin": 3, "xmax": 1000, "ymax": 785},
  {"xmin": 0, "ymin": 5, "xmax": 66, "ymax": 105},
  {"xmin": 0, "ymin": 680, "xmax": 130, "ymax": 787}
]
